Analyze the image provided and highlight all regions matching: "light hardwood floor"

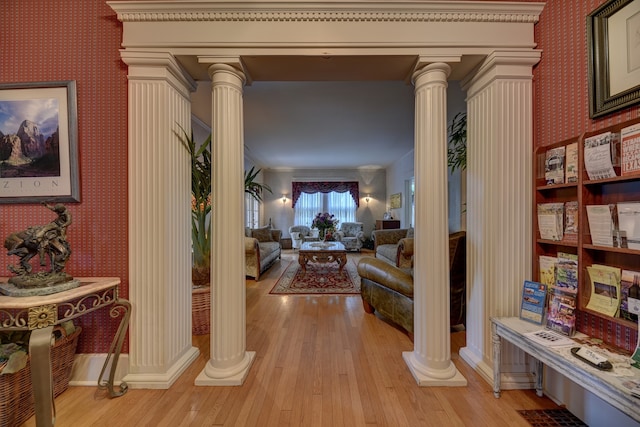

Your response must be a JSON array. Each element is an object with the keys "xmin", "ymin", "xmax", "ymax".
[{"xmin": 26, "ymin": 251, "xmax": 561, "ymax": 426}]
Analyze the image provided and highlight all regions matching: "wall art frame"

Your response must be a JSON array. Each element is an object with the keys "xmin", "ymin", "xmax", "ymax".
[
  {"xmin": 0, "ymin": 80, "xmax": 79, "ymax": 203},
  {"xmin": 390, "ymin": 192, "xmax": 402, "ymax": 209},
  {"xmin": 588, "ymin": 0, "xmax": 640, "ymax": 118}
]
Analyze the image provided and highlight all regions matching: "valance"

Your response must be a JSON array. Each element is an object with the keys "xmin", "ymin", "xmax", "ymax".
[{"xmin": 291, "ymin": 181, "xmax": 359, "ymax": 208}]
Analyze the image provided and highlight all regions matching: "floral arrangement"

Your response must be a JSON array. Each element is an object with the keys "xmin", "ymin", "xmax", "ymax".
[{"xmin": 311, "ymin": 212, "xmax": 339, "ymax": 240}]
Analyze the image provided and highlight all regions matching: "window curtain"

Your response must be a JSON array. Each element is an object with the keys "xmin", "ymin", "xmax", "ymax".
[
  {"xmin": 329, "ymin": 191, "xmax": 356, "ymax": 223},
  {"xmin": 294, "ymin": 192, "xmax": 322, "ymax": 228},
  {"xmin": 291, "ymin": 181, "xmax": 359, "ymax": 208}
]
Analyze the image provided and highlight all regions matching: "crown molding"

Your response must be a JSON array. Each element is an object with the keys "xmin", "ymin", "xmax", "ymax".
[{"xmin": 108, "ymin": 1, "xmax": 544, "ymax": 23}]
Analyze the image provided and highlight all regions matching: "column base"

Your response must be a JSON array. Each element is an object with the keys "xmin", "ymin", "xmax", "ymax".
[
  {"xmin": 195, "ymin": 351, "xmax": 256, "ymax": 386},
  {"xmin": 123, "ymin": 346, "xmax": 200, "ymax": 389},
  {"xmin": 403, "ymin": 351, "xmax": 467, "ymax": 386}
]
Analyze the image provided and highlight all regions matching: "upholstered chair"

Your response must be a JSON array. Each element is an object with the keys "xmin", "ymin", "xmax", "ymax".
[
  {"xmin": 288, "ymin": 225, "xmax": 319, "ymax": 243},
  {"xmin": 290, "ymin": 232, "xmax": 303, "ymax": 249},
  {"xmin": 334, "ymin": 222, "xmax": 365, "ymax": 252}
]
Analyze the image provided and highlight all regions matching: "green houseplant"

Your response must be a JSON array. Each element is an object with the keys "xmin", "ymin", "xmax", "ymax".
[
  {"xmin": 176, "ymin": 127, "xmax": 271, "ymax": 286},
  {"xmin": 447, "ymin": 111, "xmax": 467, "ymax": 173}
]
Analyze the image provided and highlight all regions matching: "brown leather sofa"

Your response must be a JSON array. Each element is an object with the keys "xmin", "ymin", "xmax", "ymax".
[{"xmin": 357, "ymin": 231, "xmax": 466, "ymax": 338}]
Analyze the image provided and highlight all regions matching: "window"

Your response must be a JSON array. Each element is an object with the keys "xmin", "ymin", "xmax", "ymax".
[
  {"xmin": 294, "ymin": 191, "xmax": 356, "ymax": 227},
  {"xmin": 245, "ymin": 193, "xmax": 260, "ymax": 228}
]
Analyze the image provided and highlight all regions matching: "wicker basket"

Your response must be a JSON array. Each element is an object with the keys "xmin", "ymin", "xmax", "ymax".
[
  {"xmin": 0, "ymin": 325, "xmax": 81, "ymax": 427},
  {"xmin": 192, "ymin": 287, "xmax": 211, "ymax": 335}
]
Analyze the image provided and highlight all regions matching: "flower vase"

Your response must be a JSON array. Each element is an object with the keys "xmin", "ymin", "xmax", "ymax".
[{"xmin": 319, "ymin": 229, "xmax": 326, "ymax": 242}]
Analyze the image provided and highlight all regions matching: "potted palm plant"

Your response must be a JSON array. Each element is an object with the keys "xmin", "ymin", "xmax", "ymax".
[{"xmin": 176, "ymin": 127, "xmax": 272, "ymax": 287}]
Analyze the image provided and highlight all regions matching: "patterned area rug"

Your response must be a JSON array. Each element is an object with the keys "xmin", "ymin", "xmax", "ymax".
[
  {"xmin": 270, "ymin": 260, "xmax": 361, "ymax": 295},
  {"xmin": 517, "ymin": 409, "xmax": 587, "ymax": 427}
]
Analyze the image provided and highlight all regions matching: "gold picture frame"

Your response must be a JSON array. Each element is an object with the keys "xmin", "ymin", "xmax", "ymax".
[{"xmin": 390, "ymin": 192, "xmax": 402, "ymax": 209}]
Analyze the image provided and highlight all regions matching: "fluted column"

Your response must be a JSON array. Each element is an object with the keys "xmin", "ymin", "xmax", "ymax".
[
  {"xmin": 120, "ymin": 51, "xmax": 199, "ymax": 388},
  {"xmin": 459, "ymin": 51, "xmax": 541, "ymax": 389},
  {"xmin": 403, "ymin": 62, "xmax": 466, "ymax": 386},
  {"xmin": 195, "ymin": 62, "xmax": 255, "ymax": 385}
]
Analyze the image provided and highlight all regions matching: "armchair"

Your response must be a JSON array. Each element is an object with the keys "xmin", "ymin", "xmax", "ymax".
[
  {"xmin": 288, "ymin": 225, "xmax": 319, "ymax": 244},
  {"xmin": 334, "ymin": 222, "xmax": 365, "ymax": 252},
  {"xmin": 357, "ymin": 230, "xmax": 467, "ymax": 338}
]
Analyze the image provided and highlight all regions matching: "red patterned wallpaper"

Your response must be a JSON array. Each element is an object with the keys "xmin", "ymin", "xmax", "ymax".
[
  {"xmin": 0, "ymin": 0, "xmax": 129, "ymax": 353},
  {"xmin": 533, "ymin": 0, "xmax": 640, "ymax": 351},
  {"xmin": 1, "ymin": 1, "xmax": 639, "ymax": 353}
]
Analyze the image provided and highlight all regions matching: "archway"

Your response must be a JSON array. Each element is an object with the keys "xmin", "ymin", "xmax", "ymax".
[{"xmin": 110, "ymin": 1, "xmax": 543, "ymax": 390}]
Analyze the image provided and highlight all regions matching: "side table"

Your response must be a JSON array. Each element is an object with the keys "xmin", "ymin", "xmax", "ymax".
[{"xmin": 0, "ymin": 277, "xmax": 130, "ymax": 427}]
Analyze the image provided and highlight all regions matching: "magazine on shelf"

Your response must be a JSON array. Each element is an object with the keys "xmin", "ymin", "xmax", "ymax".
[
  {"xmin": 585, "ymin": 264, "xmax": 621, "ymax": 318},
  {"xmin": 545, "ymin": 288, "xmax": 577, "ymax": 336},
  {"xmin": 564, "ymin": 201, "xmax": 578, "ymax": 242},
  {"xmin": 539, "ymin": 255, "xmax": 557, "ymax": 288},
  {"xmin": 584, "ymin": 131, "xmax": 618, "ymax": 180},
  {"xmin": 545, "ymin": 146, "xmax": 565, "ymax": 184},
  {"xmin": 617, "ymin": 202, "xmax": 640, "ymax": 250},
  {"xmin": 621, "ymin": 122, "xmax": 640, "ymax": 176},
  {"xmin": 565, "ymin": 142, "xmax": 579, "ymax": 183},
  {"xmin": 586, "ymin": 204, "xmax": 615, "ymax": 247},
  {"xmin": 555, "ymin": 252, "xmax": 578, "ymax": 294},
  {"xmin": 620, "ymin": 269, "xmax": 640, "ymax": 321},
  {"xmin": 520, "ymin": 280, "xmax": 548, "ymax": 324},
  {"xmin": 537, "ymin": 202, "xmax": 564, "ymax": 241}
]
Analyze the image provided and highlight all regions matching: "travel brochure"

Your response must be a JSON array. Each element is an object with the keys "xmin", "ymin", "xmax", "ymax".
[
  {"xmin": 584, "ymin": 131, "xmax": 619, "ymax": 180},
  {"xmin": 585, "ymin": 265, "xmax": 621, "ymax": 318},
  {"xmin": 586, "ymin": 205, "xmax": 615, "ymax": 247},
  {"xmin": 520, "ymin": 280, "xmax": 548, "ymax": 324}
]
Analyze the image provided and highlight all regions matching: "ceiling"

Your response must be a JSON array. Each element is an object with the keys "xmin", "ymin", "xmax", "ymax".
[{"xmin": 186, "ymin": 55, "xmax": 476, "ymax": 170}]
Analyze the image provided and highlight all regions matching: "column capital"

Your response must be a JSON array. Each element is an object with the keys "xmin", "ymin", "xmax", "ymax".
[
  {"xmin": 412, "ymin": 62, "xmax": 452, "ymax": 87},
  {"xmin": 120, "ymin": 50, "xmax": 196, "ymax": 94},
  {"xmin": 462, "ymin": 50, "xmax": 541, "ymax": 97},
  {"xmin": 200, "ymin": 56, "xmax": 249, "ymax": 85}
]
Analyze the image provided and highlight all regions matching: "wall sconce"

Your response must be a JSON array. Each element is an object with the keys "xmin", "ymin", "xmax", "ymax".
[
  {"xmin": 365, "ymin": 194, "xmax": 370, "ymax": 204},
  {"xmin": 282, "ymin": 195, "xmax": 287, "ymax": 204}
]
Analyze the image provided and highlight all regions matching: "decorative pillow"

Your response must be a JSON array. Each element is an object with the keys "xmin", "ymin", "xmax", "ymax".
[
  {"xmin": 251, "ymin": 226, "xmax": 273, "ymax": 242},
  {"xmin": 406, "ymin": 227, "xmax": 415, "ymax": 239}
]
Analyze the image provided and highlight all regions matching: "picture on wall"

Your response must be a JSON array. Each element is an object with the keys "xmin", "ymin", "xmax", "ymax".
[
  {"xmin": 390, "ymin": 192, "xmax": 402, "ymax": 209},
  {"xmin": 0, "ymin": 81, "xmax": 79, "ymax": 203},
  {"xmin": 588, "ymin": 0, "xmax": 640, "ymax": 118}
]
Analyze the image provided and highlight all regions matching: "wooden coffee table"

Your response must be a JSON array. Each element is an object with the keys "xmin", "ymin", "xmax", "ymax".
[{"xmin": 298, "ymin": 241, "xmax": 347, "ymax": 274}]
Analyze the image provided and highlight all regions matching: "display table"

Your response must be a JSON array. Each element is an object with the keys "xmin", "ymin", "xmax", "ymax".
[
  {"xmin": 491, "ymin": 316, "xmax": 640, "ymax": 423},
  {"xmin": 0, "ymin": 277, "xmax": 130, "ymax": 427}
]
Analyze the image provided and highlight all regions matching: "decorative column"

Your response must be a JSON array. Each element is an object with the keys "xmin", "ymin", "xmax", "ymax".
[
  {"xmin": 195, "ymin": 61, "xmax": 255, "ymax": 385},
  {"xmin": 120, "ymin": 51, "xmax": 200, "ymax": 388},
  {"xmin": 403, "ymin": 62, "xmax": 466, "ymax": 386},
  {"xmin": 459, "ymin": 51, "xmax": 541, "ymax": 389}
]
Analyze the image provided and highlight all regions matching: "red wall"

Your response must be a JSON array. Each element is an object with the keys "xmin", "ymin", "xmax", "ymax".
[
  {"xmin": 2, "ymin": 0, "xmax": 638, "ymax": 353},
  {"xmin": 0, "ymin": 0, "xmax": 129, "ymax": 353},
  {"xmin": 534, "ymin": 0, "xmax": 640, "ymax": 351}
]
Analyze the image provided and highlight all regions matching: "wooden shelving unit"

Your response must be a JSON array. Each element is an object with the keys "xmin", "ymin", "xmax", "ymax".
[{"xmin": 534, "ymin": 118, "xmax": 640, "ymax": 351}]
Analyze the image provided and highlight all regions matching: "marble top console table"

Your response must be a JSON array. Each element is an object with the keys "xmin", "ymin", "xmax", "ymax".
[
  {"xmin": 491, "ymin": 316, "xmax": 640, "ymax": 423},
  {"xmin": 0, "ymin": 277, "xmax": 130, "ymax": 427}
]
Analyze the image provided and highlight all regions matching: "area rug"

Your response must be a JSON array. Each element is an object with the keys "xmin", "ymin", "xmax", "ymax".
[
  {"xmin": 270, "ymin": 260, "xmax": 360, "ymax": 295},
  {"xmin": 517, "ymin": 409, "xmax": 587, "ymax": 427}
]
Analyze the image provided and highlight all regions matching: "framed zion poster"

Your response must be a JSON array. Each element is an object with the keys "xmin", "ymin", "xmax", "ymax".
[{"xmin": 0, "ymin": 80, "xmax": 79, "ymax": 203}]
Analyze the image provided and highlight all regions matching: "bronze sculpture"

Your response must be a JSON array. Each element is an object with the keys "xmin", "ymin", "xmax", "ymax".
[{"xmin": 3, "ymin": 202, "xmax": 75, "ymax": 290}]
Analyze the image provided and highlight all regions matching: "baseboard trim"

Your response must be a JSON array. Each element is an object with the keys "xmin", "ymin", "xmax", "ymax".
[{"xmin": 69, "ymin": 353, "xmax": 130, "ymax": 386}]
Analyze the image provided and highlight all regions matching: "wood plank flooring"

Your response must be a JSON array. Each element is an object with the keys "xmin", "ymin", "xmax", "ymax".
[{"xmin": 24, "ymin": 251, "xmax": 561, "ymax": 426}]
